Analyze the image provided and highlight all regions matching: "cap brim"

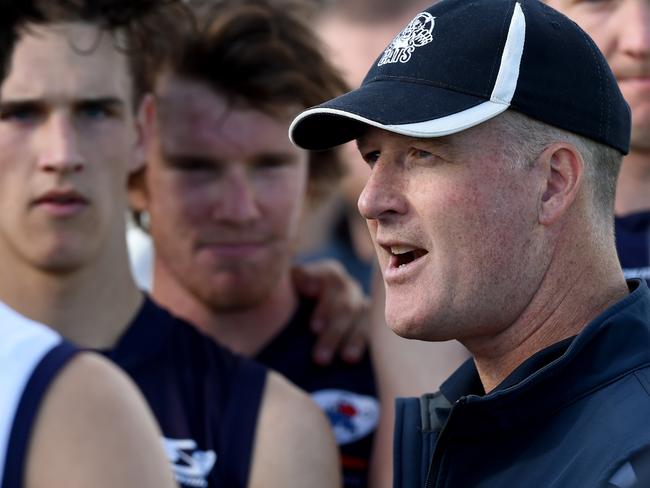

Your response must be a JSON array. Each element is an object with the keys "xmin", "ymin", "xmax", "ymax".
[{"xmin": 290, "ymin": 80, "xmax": 510, "ymax": 151}]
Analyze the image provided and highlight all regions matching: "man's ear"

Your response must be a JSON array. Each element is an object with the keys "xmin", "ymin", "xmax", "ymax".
[
  {"xmin": 537, "ymin": 142, "xmax": 585, "ymax": 226},
  {"xmin": 128, "ymin": 167, "xmax": 149, "ymax": 215}
]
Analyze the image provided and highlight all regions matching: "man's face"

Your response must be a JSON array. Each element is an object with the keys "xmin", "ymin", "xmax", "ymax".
[
  {"xmin": 140, "ymin": 76, "xmax": 309, "ymax": 311},
  {"xmin": 0, "ymin": 23, "xmax": 140, "ymax": 273},
  {"xmin": 357, "ymin": 124, "xmax": 548, "ymax": 342},
  {"xmin": 546, "ymin": 0, "xmax": 650, "ymax": 150}
]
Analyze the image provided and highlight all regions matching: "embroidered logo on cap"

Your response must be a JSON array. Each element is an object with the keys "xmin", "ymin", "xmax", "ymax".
[{"xmin": 378, "ymin": 12, "xmax": 435, "ymax": 66}]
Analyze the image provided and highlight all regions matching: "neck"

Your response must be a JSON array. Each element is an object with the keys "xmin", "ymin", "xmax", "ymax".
[
  {"xmin": 464, "ymin": 231, "xmax": 628, "ymax": 393},
  {"xmin": 0, "ymin": 240, "xmax": 142, "ymax": 349},
  {"xmin": 615, "ymin": 147, "xmax": 650, "ymax": 216},
  {"xmin": 152, "ymin": 266, "xmax": 297, "ymax": 357}
]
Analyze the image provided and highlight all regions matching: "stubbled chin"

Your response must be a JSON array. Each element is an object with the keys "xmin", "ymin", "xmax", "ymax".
[{"xmin": 384, "ymin": 301, "xmax": 423, "ymax": 339}]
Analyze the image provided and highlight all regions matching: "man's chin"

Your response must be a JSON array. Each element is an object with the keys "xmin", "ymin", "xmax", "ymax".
[
  {"xmin": 203, "ymin": 285, "xmax": 272, "ymax": 312},
  {"xmin": 385, "ymin": 312, "xmax": 429, "ymax": 340}
]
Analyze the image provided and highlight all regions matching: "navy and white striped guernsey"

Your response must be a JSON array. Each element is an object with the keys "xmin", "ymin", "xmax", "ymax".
[
  {"xmin": 0, "ymin": 301, "xmax": 78, "ymax": 488},
  {"xmin": 101, "ymin": 296, "xmax": 267, "ymax": 488}
]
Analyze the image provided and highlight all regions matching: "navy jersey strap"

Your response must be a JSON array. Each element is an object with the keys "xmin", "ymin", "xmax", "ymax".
[
  {"xmin": 219, "ymin": 358, "xmax": 267, "ymax": 486},
  {"xmin": 2, "ymin": 341, "xmax": 78, "ymax": 488}
]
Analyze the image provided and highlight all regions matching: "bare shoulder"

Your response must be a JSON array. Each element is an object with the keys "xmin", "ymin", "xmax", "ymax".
[
  {"xmin": 248, "ymin": 371, "xmax": 341, "ymax": 488},
  {"xmin": 25, "ymin": 352, "xmax": 176, "ymax": 488}
]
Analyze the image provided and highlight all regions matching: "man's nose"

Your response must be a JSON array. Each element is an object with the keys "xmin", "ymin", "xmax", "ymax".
[
  {"xmin": 358, "ymin": 160, "xmax": 408, "ymax": 222},
  {"xmin": 37, "ymin": 113, "xmax": 85, "ymax": 174},
  {"xmin": 213, "ymin": 168, "xmax": 261, "ymax": 223},
  {"xmin": 618, "ymin": 0, "xmax": 650, "ymax": 58}
]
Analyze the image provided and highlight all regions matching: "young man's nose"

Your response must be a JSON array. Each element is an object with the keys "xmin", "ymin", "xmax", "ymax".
[
  {"xmin": 618, "ymin": 0, "xmax": 650, "ymax": 59},
  {"xmin": 37, "ymin": 114, "xmax": 85, "ymax": 174},
  {"xmin": 213, "ymin": 169, "xmax": 261, "ymax": 223}
]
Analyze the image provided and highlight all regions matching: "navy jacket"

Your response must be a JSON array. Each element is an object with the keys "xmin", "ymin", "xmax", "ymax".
[{"xmin": 394, "ymin": 280, "xmax": 650, "ymax": 487}]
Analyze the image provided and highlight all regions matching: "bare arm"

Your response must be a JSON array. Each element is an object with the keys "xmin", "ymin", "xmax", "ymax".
[
  {"xmin": 248, "ymin": 371, "xmax": 341, "ymax": 488},
  {"xmin": 26, "ymin": 352, "xmax": 177, "ymax": 488},
  {"xmin": 368, "ymin": 271, "xmax": 469, "ymax": 488}
]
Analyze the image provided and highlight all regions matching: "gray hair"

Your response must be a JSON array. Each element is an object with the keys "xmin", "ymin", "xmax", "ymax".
[{"xmin": 492, "ymin": 110, "xmax": 623, "ymax": 225}]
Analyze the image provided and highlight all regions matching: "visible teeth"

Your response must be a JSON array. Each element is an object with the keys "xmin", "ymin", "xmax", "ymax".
[{"xmin": 391, "ymin": 245, "xmax": 416, "ymax": 255}]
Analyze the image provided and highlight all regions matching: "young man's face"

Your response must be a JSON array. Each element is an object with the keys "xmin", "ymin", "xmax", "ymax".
[
  {"xmin": 0, "ymin": 22, "xmax": 140, "ymax": 273},
  {"xmin": 357, "ymin": 123, "xmax": 547, "ymax": 343},
  {"xmin": 138, "ymin": 76, "xmax": 309, "ymax": 310},
  {"xmin": 546, "ymin": 0, "xmax": 650, "ymax": 150}
]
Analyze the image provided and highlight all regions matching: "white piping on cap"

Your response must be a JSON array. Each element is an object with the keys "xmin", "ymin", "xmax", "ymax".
[{"xmin": 289, "ymin": 2, "xmax": 526, "ymax": 146}]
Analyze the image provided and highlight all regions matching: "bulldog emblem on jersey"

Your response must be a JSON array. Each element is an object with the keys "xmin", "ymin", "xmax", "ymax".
[
  {"xmin": 378, "ymin": 12, "xmax": 435, "ymax": 66},
  {"xmin": 312, "ymin": 390, "xmax": 380, "ymax": 445},
  {"xmin": 163, "ymin": 438, "xmax": 216, "ymax": 488}
]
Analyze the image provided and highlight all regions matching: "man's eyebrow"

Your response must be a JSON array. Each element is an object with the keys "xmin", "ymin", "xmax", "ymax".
[
  {"xmin": 407, "ymin": 135, "xmax": 456, "ymax": 150},
  {"xmin": 355, "ymin": 134, "xmax": 457, "ymax": 150},
  {"xmin": 0, "ymin": 96, "xmax": 125, "ymax": 107},
  {"xmin": 74, "ymin": 97, "xmax": 126, "ymax": 109},
  {"xmin": 0, "ymin": 99, "xmax": 44, "ymax": 110}
]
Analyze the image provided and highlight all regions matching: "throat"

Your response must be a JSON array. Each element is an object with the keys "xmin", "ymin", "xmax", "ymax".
[{"xmin": 154, "ymin": 271, "xmax": 298, "ymax": 357}]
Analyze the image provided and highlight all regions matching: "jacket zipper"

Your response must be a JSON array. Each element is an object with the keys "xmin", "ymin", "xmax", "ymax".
[{"xmin": 424, "ymin": 397, "xmax": 466, "ymax": 488}]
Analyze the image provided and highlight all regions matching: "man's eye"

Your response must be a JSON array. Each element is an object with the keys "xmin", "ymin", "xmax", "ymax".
[
  {"xmin": 363, "ymin": 151, "xmax": 380, "ymax": 168},
  {"xmin": 78, "ymin": 103, "xmax": 111, "ymax": 120},
  {"xmin": 0, "ymin": 106, "xmax": 40, "ymax": 123},
  {"xmin": 169, "ymin": 157, "xmax": 214, "ymax": 172},
  {"xmin": 254, "ymin": 157, "xmax": 289, "ymax": 170}
]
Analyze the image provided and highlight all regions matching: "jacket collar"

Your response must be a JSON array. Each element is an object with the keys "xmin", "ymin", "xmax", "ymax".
[{"xmin": 438, "ymin": 280, "xmax": 650, "ymax": 436}]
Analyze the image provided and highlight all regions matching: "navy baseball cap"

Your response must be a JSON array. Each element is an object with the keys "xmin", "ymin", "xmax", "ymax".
[{"xmin": 290, "ymin": 0, "xmax": 631, "ymax": 154}]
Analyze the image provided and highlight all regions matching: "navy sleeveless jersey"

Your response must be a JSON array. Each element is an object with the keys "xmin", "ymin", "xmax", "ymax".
[
  {"xmin": 255, "ymin": 295, "xmax": 379, "ymax": 488},
  {"xmin": 101, "ymin": 296, "xmax": 267, "ymax": 488},
  {"xmin": 0, "ymin": 302, "xmax": 78, "ymax": 488},
  {"xmin": 616, "ymin": 212, "xmax": 650, "ymax": 284}
]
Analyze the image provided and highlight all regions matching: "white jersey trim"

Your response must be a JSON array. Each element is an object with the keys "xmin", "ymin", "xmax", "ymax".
[{"xmin": 0, "ymin": 302, "xmax": 61, "ymax": 487}]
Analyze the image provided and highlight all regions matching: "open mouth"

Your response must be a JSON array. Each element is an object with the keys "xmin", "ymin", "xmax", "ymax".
[{"xmin": 389, "ymin": 245, "xmax": 428, "ymax": 268}]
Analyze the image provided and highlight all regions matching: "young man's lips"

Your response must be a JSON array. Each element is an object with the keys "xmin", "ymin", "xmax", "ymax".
[{"xmin": 33, "ymin": 191, "xmax": 89, "ymax": 217}]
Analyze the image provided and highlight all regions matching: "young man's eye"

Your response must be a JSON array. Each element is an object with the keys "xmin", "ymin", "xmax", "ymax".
[
  {"xmin": 0, "ymin": 105, "xmax": 41, "ymax": 123},
  {"xmin": 168, "ymin": 156, "xmax": 214, "ymax": 172},
  {"xmin": 78, "ymin": 103, "xmax": 111, "ymax": 120},
  {"xmin": 254, "ymin": 157, "xmax": 289, "ymax": 169}
]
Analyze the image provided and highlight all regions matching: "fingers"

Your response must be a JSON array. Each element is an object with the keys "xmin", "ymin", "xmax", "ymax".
[
  {"xmin": 291, "ymin": 262, "xmax": 326, "ymax": 299},
  {"xmin": 292, "ymin": 259, "xmax": 372, "ymax": 365},
  {"xmin": 340, "ymin": 300, "xmax": 370, "ymax": 363}
]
